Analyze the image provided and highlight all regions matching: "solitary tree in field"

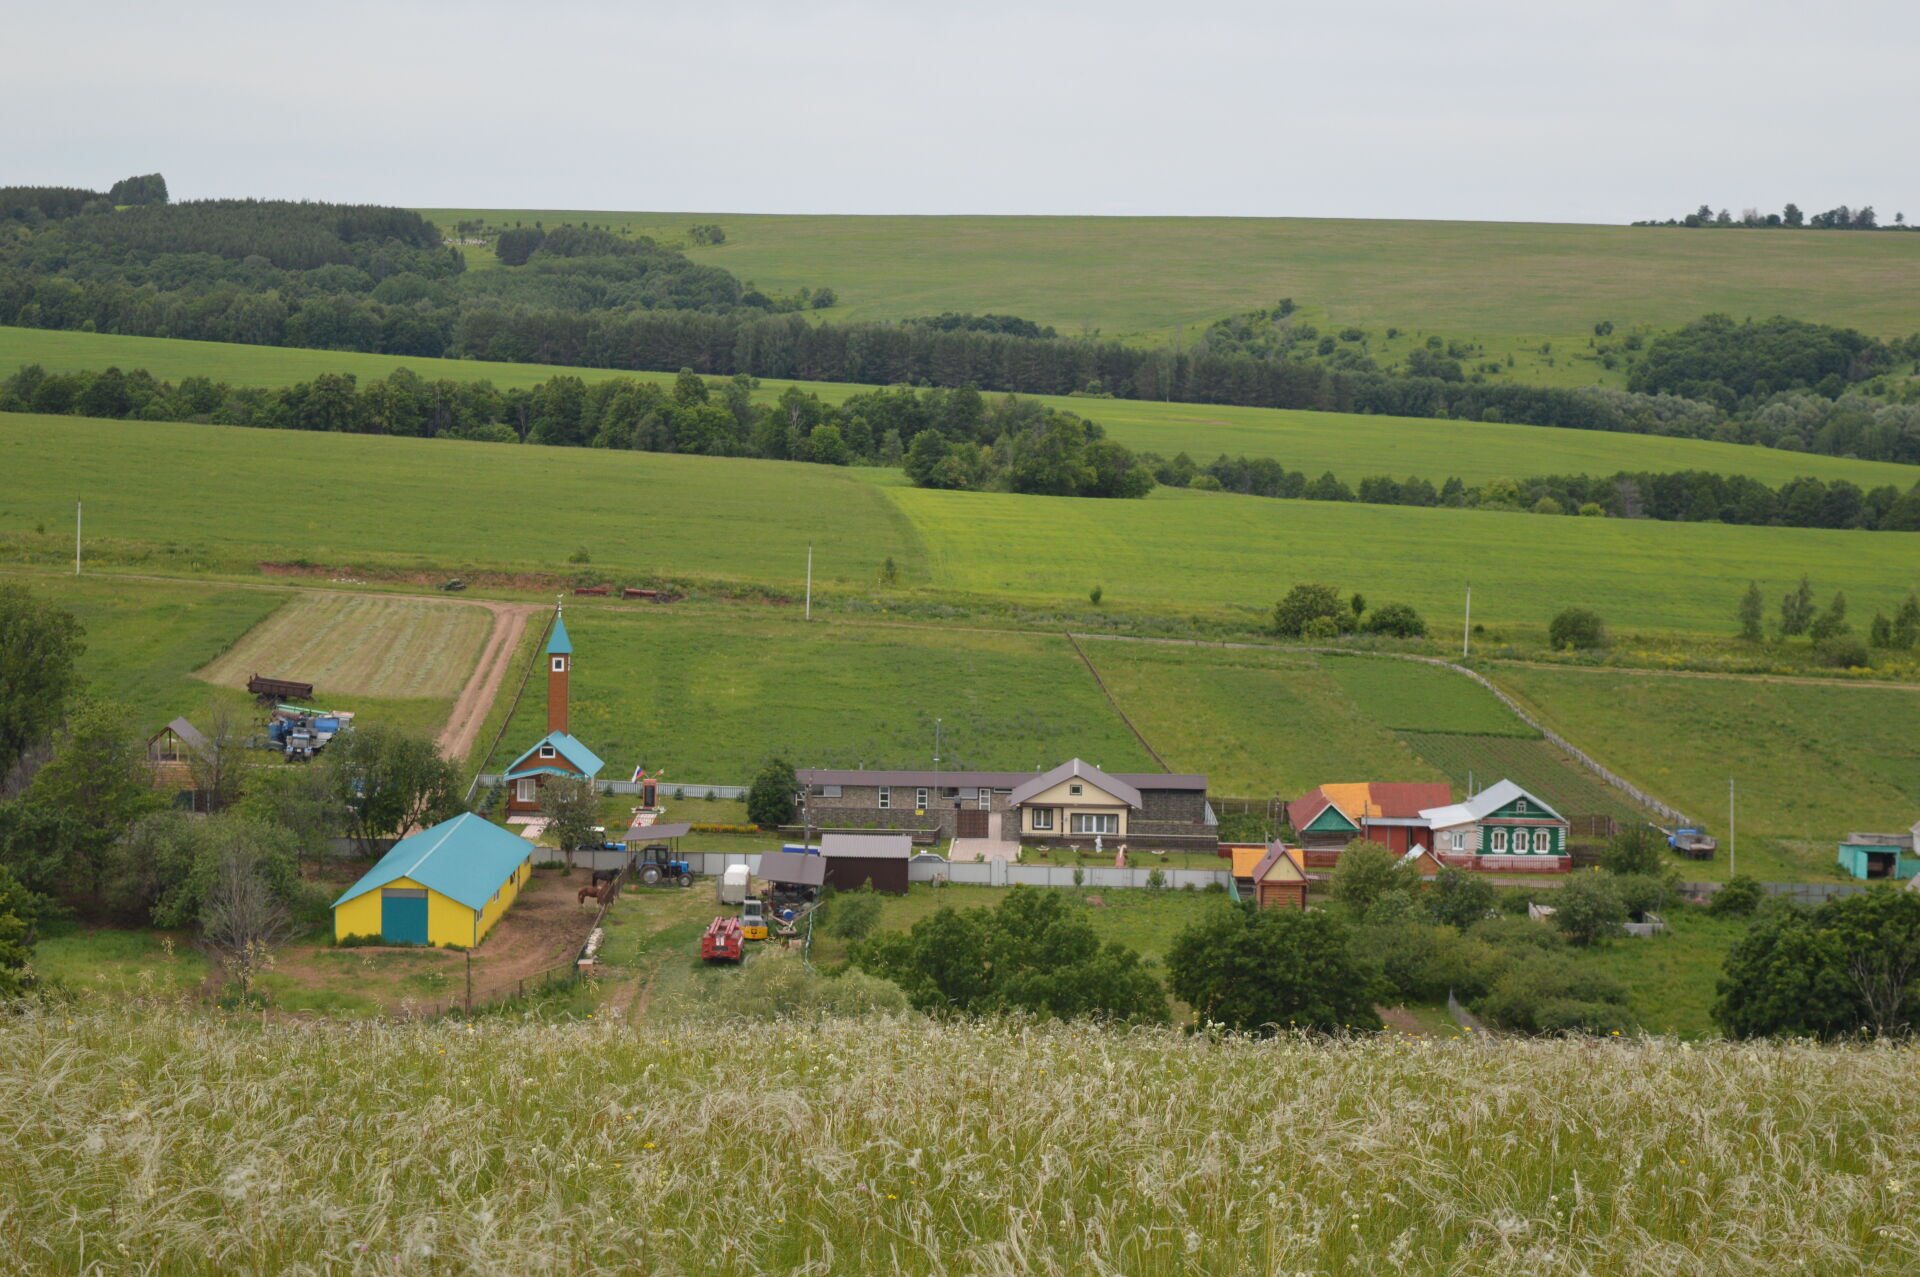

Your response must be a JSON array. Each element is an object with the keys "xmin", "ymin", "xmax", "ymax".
[
  {"xmin": 1737, "ymin": 581, "xmax": 1765, "ymax": 641},
  {"xmin": 1548, "ymin": 607, "xmax": 1608, "ymax": 651}
]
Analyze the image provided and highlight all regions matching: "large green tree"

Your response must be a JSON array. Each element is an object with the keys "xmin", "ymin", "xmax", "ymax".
[
  {"xmin": 855, "ymin": 886, "xmax": 1167, "ymax": 1023},
  {"xmin": 328, "ymin": 726, "xmax": 462, "ymax": 856},
  {"xmin": 26, "ymin": 699, "xmax": 163, "ymax": 905},
  {"xmin": 0, "ymin": 584, "xmax": 85, "ymax": 786},
  {"xmin": 1165, "ymin": 904, "xmax": 1382, "ymax": 1033},
  {"xmin": 1330, "ymin": 840, "xmax": 1419, "ymax": 916},
  {"xmin": 1715, "ymin": 889, "xmax": 1920, "ymax": 1039},
  {"xmin": 540, "ymin": 775, "xmax": 603, "ymax": 868},
  {"xmin": 747, "ymin": 758, "xmax": 798, "ymax": 829}
]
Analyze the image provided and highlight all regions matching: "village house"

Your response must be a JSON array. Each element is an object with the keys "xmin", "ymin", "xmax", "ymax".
[
  {"xmin": 795, "ymin": 758, "xmax": 1218, "ymax": 852},
  {"xmin": 1287, "ymin": 782, "xmax": 1453, "ymax": 866},
  {"xmin": 1248, "ymin": 843, "xmax": 1309, "ymax": 909},
  {"xmin": 1287, "ymin": 778, "xmax": 1572, "ymax": 873},
  {"xmin": 503, "ymin": 608, "xmax": 605, "ymax": 816},
  {"xmin": 1418, "ymin": 780, "xmax": 1571, "ymax": 871}
]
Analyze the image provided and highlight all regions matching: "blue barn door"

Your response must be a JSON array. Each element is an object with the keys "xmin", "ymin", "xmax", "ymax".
[{"xmin": 381, "ymin": 889, "xmax": 429, "ymax": 945}]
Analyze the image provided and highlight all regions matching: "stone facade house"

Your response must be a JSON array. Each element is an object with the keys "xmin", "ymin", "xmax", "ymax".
[{"xmin": 795, "ymin": 758, "xmax": 1217, "ymax": 852}]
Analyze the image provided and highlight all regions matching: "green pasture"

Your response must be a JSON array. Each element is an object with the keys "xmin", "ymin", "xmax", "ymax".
[
  {"xmin": 893, "ymin": 482, "xmax": 1920, "ymax": 634},
  {"xmin": 1320, "ymin": 653, "xmax": 1534, "ymax": 737},
  {"xmin": 495, "ymin": 609, "xmax": 1153, "ymax": 781},
  {"xmin": 1070, "ymin": 640, "xmax": 1438, "ymax": 798},
  {"xmin": 419, "ymin": 207, "xmax": 1920, "ymax": 349},
  {"xmin": 7, "ymin": 326, "xmax": 1920, "ymax": 491},
  {"xmin": 0, "ymin": 414, "xmax": 921, "ymax": 587},
  {"xmin": 30, "ymin": 923, "xmax": 211, "ymax": 998},
  {"xmin": 1492, "ymin": 666, "xmax": 1920, "ymax": 880}
]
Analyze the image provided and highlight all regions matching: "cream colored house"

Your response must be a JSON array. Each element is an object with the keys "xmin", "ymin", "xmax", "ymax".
[{"xmin": 1007, "ymin": 760, "xmax": 1143, "ymax": 840}]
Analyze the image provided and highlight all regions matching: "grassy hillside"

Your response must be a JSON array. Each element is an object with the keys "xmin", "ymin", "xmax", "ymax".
[
  {"xmin": 493, "ymin": 609, "xmax": 1153, "ymax": 781},
  {"xmin": 9, "ymin": 1006, "xmax": 1920, "ymax": 1274},
  {"xmin": 1494, "ymin": 666, "xmax": 1920, "ymax": 879},
  {"xmin": 418, "ymin": 207, "xmax": 1920, "ymax": 353},
  {"xmin": 6, "ymin": 413, "xmax": 1918, "ymax": 637},
  {"xmin": 7, "ymin": 326, "xmax": 1920, "ymax": 492}
]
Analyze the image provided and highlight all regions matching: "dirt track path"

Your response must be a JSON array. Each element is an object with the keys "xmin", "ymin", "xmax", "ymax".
[{"xmin": 436, "ymin": 601, "xmax": 541, "ymax": 763}]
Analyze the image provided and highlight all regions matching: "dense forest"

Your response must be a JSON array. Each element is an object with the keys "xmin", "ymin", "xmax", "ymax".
[
  {"xmin": 2, "ymin": 181, "xmax": 1918, "ymax": 464},
  {"xmin": 0, "ymin": 363, "xmax": 1153, "ymax": 499}
]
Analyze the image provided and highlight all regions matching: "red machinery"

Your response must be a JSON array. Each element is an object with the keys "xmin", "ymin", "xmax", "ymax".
[{"xmin": 700, "ymin": 916, "xmax": 744, "ymax": 963}]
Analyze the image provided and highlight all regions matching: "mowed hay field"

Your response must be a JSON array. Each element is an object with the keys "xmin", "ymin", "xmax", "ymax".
[
  {"xmin": 0, "ymin": 414, "xmax": 922, "ymax": 587},
  {"xmin": 9, "ymin": 1008, "xmax": 1920, "ymax": 1275},
  {"xmin": 8, "ymin": 325, "xmax": 1920, "ymax": 492},
  {"xmin": 495, "ymin": 608, "xmax": 1154, "ymax": 779},
  {"xmin": 416, "ymin": 209, "xmax": 1920, "ymax": 348},
  {"xmin": 197, "ymin": 594, "xmax": 491, "ymax": 699},
  {"xmin": 1494, "ymin": 666, "xmax": 1920, "ymax": 879}
]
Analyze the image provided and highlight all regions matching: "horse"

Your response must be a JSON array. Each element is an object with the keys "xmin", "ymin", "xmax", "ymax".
[{"xmin": 577, "ymin": 884, "xmax": 599, "ymax": 906}]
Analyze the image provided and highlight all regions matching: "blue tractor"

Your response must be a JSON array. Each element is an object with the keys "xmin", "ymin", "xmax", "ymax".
[{"xmin": 636, "ymin": 842, "xmax": 692, "ymax": 887}]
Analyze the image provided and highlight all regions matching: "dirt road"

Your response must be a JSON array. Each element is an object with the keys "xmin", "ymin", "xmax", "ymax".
[{"xmin": 436, "ymin": 601, "xmax": 542, "ymax": 763}]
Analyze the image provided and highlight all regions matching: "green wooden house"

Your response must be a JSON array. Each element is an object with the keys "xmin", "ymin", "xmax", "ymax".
[{"xmin": 1419, "ymin": 780, "xmax": 1570, "ymax": 862}]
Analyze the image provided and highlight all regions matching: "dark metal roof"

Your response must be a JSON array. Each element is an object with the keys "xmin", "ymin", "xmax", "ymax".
[
  {"xmin": 627, "ymin": 822, "xmax": 692, "ymax": 841},
  {"xmin": 799, "ymin": 767, "xmax": 1206, "ymax": 792},
  {"xmin": 758, "ymin": 850, "xmax": 827, "ymax": 886}
]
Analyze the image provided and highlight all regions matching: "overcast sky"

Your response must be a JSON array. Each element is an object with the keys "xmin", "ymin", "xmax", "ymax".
[{"xmin": 11, "ymin": 0, "xmax": 1918, "ymax": 224}]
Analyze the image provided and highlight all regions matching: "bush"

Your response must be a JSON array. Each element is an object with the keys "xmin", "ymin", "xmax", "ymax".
[
  {"xmin": 1477, "ymin": 955, "xmax": 1634, "ymax": 1034},
  {"xmin": 1330, "ymin": 840, "xmax": 1420, "ymax": 916},
  {"xmin": 822, "ymin": 884, "xmax": 883, "ymax": 942},
  {"xmin": 1816, "ymin": 636, "xmax": 1871, "ymax": 668},
  {"xmin": 1612, "ymin": 873, "xmax": 1673, "ymax": 920},
  {"xmin": 1271, "ymin": 583, "xmax": 1346, "ymax": 637},
  {"xmin": 1301, "ymin": 615, "xmax": 1342, "ymax": 640},
  {"xmin": 1427, "ymin": 866, "xmax": 1496, "ymax": 930},
  {"xmin": 1707, "ymin": 875, "xmax": 1765, "ymax": 917},
  {"xmin": 1358, "ymin": 921, "xmax": 1506, "ymax": 1003},
  {"xmin": 1167, "ymin": 904, "xmax": 1383, "ymax": 1033},
  {"xmin": 1552, "ymin": 871, "xmax": 1627, "ymax": 945},
  {"xmin": 1216, "ymin": 811, "xmax": 1274, "ymax": 843},
  {"xmin": 1548, "ymin": 607, "xmax": 1608, "ymax": 650},
  {"xmin": 1470, "ymin": 914, "xmax": 1566, "ymax": 953},
  {"xmin": 1599, "ymin": 825, "xmax": 1664, "ymax": 876},
  {"xmin": 1361, "ymin": 602, "xmax": 1428, "ymax": 638}
]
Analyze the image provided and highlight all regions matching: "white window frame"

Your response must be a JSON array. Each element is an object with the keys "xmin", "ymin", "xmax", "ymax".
[
  {"xmin": 1534, "ymin": 829, "xmax": 1553, "ymax": 854},
  {"xmin": 1071, "ymin": 812, "xmax": 1119, "ymax": 836},
  {"xmin": 1031, "ymin": 808, "xmax": 1054, "ymax": 831},
  {"xmin": 1489, "ymin": 828, "xmax": 1508, "ymax": 853},
  {"xmin": 1449, "ymin": 830, "xmax": 1465, "ymax": 851},
  {"xmin": 977, "ymin": 788, "xmax": 992, "ymax": 810},
  {"xmin": 539, "ymin": 744, "xmax": 556, "ymax": 759},
  {"xmin": 551, "ymin": 656, "xmax": 567, "ymax": 673},
  {"xmin": 915, "ymin": 787, "xmax": 929, "ymax": 811},
  {"xmin": 515, "ymin": 777, "xmax": 536, "ymax": 803},
  {"xmin": 877, "ymin": 786, "xmax": 891, "ymax": 810}
]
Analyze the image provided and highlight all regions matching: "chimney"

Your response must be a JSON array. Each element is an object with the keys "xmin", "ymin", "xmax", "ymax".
[{"xmin": 546, "ymin": 604, "xmax": 573, "ymax": 736}]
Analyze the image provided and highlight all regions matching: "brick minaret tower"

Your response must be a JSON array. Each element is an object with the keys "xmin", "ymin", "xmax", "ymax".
[{"xmin": 546, "ymin": 604, "xmax": 572, "ymax": 736}]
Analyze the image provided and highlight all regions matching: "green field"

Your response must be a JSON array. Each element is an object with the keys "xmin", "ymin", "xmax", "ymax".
[
  {"xmin": 1494, "ymin": 666, "xmax": 1920, "ymax": 879},
  {"xmin": 8, "ymin": 412, "xmax": 1917, "ymax": 639},
  {"xmin": 7, "ymin": 325, "xmax": 1920, "ymax": 491},
  {"xmin": 1070, "ymin": 640, "xmax": 1438, "ymax": 797},
  {"xmin": 416, "ymin": 209, "xmax": 1920, "ymax": 354},
  {"xmin": 493, "ymin": 609, "xmax": 1153, "ymax": 780},
  {"xmin": 1320, "ymin": 653, "xmax": 1536, "ymax": 737},
  {"xmin": 10, "ymin": 1005, "xmax": 1920, "ymax": 1274},
  {"xmin": 1400, "ymin": 733, "xmax": 1649, "ymax": 827}
]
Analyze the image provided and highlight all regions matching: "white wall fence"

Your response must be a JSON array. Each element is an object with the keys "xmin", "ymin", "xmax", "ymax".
[{"xmin": 635, "ymin": 851, "xmax": 1231, "ymax": 891}]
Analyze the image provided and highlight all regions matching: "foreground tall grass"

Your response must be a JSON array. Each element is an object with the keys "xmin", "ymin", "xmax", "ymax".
[{"xmin": 5, "ymin": 1006, "xmax": 1918, "ymax": 1274}]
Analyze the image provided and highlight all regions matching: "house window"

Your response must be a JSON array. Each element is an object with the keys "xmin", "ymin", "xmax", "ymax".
[
  {"xmin": 1069, "ymin": 783, "xmax": 1083, "ymax": 796},
  {"xmin": 539, "ymin": 744, "xmax": 556, "ymax": 759},
  {"xmin": 552, "ymin": 656, "xmax": 566, "ymax": 672},
  {"xmin": 878, "ymin": 786, "xmax": 891, "ymax": 809},
  {"xmin": 515, "ymin": 777, "xmax": 536, "ymax": 803},
  {"xmin": 812, "ymin": 784, "xmax": 842, "ymax": 798},
  {"xmin": 977, "ymin": 788, "xmax": 992, "ymax": 809},
  {"xmin": 1449, "ymin": 831, "xmax": 1465, "ymax": 851},
  {"xmin": 915, "ymin": 788, "xmax": 929, "ymax": 811},
  {"xmin": 1031, "ymin": 808, "xmax": 1054, "ymax": 831},
  {"xmin": 1534, "ymin": 829, "xmax": 1553, "ymax": 854},
  {"xmin": 1516, "ymin": 799, "xmax": 1528, "ymax": 814},
  {"xmin": 1489, "ymin": 828, "xmax": 1508, "ymax": 853},
  {"xmin": 1071, "ymin": 812, "xmax": 1119, "ymax": 835}
]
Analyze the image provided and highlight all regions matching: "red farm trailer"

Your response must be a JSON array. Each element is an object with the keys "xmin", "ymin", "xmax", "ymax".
[
  {"xmin": 247, "ymin": 673, "xmax": 314, "ymax": 703},
  {"xmin": 700, "ymin": 916, "xmax": 744, "ymax": 963}
]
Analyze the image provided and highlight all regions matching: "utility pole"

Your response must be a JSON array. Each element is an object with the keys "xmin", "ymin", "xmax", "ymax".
[
  {"xmin": 805, "ymin": 542, "xmax": 813, "ymax": 621},
  {"xmin": 1729, "ymin": 778, "xmax": 1737, "ymax": 878},
  {"xmin": 74, "ymin": 498, "xmax": 82, "ymax": 576},
  {"xmin": 1462, "ymin": 583, "xmax": 1472, "ymax": 657},
  {"xmin": 933, "ymin": 717, "xmax": 942, "ymax": 773}
]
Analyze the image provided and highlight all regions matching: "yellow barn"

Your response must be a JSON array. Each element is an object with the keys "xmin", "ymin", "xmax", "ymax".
[{"xmin": 333, "ymin": 813, "xmax": 535, "ymax": 948}]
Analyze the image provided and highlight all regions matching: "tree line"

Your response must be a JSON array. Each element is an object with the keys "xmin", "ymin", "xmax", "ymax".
[
  {"xmin": 1634, "ymin": 202, "xmax": 1910, "ymax": 230},
  {"xmin": 0, "ymin": 363, "xmax": 1155, "ymax": 499}
]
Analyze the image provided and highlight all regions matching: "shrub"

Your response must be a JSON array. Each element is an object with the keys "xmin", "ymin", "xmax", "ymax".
[
  {"xmin": 1330, "ymin": 840, "xmax": 1420, "ymax": 916},
  {"xmin": 1361, "ymin": 602, "xmax": 1428, "ymax": 638},
  {"xmin": 1089, "ymin": 585, "xmax": 1103, "ymax": 607},
  {"xmin": 568, "ymin": 546, "xmax": 591, "ymax": 564},
  {"xmin": 1552, "ymin": 872, "xmax": 1627, "ymax": 945},
  {"xmin": 1600, "ymin": 826, "xmax": 1664, "ymax": 876},
  {"xmin": 1301, "ymin": 615, "xmax": 1342, "ymax": 640},
  {"xmin": 1271, "ymin": 583, "xmax": 1345, "ymax": 637},
  {"xmin": 1358, "ymin": 921, "xmax": 1505, "ymax": 1003},
  {"xmin": 1216, "ymin": 811, "xmax": 1274, "ymax": 843},
  {"xmin": 1612, "ymin": 873, "xmax": 1673, "ymax": 920},
  {"xmin": 1470, "ymin": 914, "xmax": 1566, "ymax": 953},
  {"xmin": 823, "ymin": 884, "xmax": 883, "ymax": 942},
  {"xmin": 1707, "ymin": 875, "xmax": 1765, "ymax": 917},
  {"xmin": 1427, "ymin": 866, "xmax": 1496, "ymax": 930},
  {"xmin": 1477, "ymin": 954, "xmax": 1634, "ymax": 1034},
  {"xmin": 1548, "ymin": 607, "xmax": 1608, "ymax": 650},
  {"xmin": 1816, "ymin": 636, "xmax": 1871, "ymax": 668}
]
